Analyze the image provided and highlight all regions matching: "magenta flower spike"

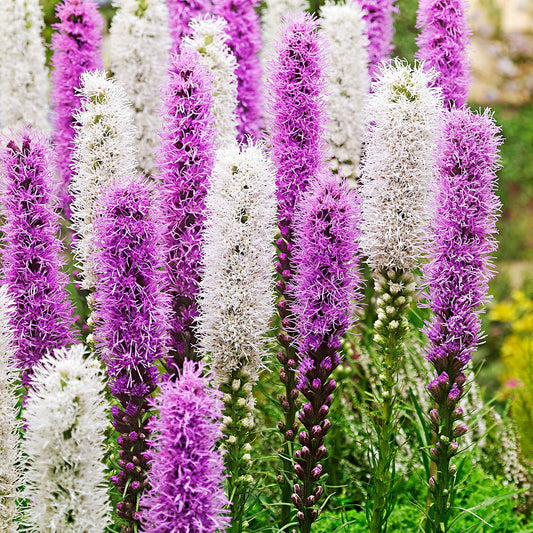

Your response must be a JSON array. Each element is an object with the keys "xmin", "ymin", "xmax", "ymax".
[
  {"xmin": 423, "ymin": 108, "xmax": 502, "ymax": 530},
  {"xmin": 167, "ymin": 0, "xmax": 211, "ymax": 50},
  {"xmin": 416, "ymin": 0, "xmax": 471, "ymax": 109},
  {"xmin": 51, "ymin": 0, "xmax": 103, "ymax": 213},
  {"xmin": 92, "ymin": 178, "xmax": 168, "ymax": 532},
  {"xmin": 355, "ymin": 0, "xmax": 397, "ymax": 80},
  {"xmin": 214, "ymin": 0, "xmax": 264, "ymax": 141},
  {"xmin": 158, "ymin": 49, "xmax": 216, "ymax": 375},
  {"xmin": 0, "ymin": 128, "xmax": 74, "ymax": 392},
  {"xmin": 266, "ymin": 12, "xmax": 329, "ymax": 526},
  {"xmin": 141, "ymin": 361, "xmax": 229, "ymax": 532},
  {"xmin": 290, "ymin": 173, "xmax": 363, "ymax": 531}
]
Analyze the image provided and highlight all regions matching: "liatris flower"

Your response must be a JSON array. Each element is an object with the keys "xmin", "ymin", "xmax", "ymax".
[
  {"xmin": 23, "ymin": 345, "xmax": 111, "ymax": 533},
  {"xmin": 159, "ymin": 49, "xmax": 216, "ymax": 375},
  {"xmin": 360, "ymin": 60, "xmax": 442, "ymax": 533},
  {"xmin": 0, "ymin": 129, "xmax": 74, "ymax": 391},
  {"xmin": 355, "ymin": 0, "xmax": 396, "ymax": 80},
  {"xmin": 141, "ymin": 361, "xmax": 229, "ymax": 532},
  {"xmin": 416, "ymin": 0, "xmax": 471, "ymax": 109},
  {"xmin": 260, "ymin": 0, "xmax": 306, "ymax": 69},
  {"xmin": 290, "ymin": 174, "xmax": 363, "ymax": 532},
  {"xmin": 214, "ymin": 0, "xmax": 264, "ymax": 141},
  {"xmin": 198, "ymin": 143, "xmax": 275, "ymax": 530},
  {"xmin": 92, "ymin": 178, "xmax": 168, "ymax": 532},
  {"xmin": 423, "ymin": 108, "xmax": 502, "ymax": 532},
  {"xmin": 0, "ymin": 0, "xmax": 49, "ymax": 132},
  {"xmin": 167, "ymin": 0, "xmax": 211, "ymax": 50},
  {"xmin": 110, "ymin": 0, "xmax": 170, "ymax": 175},
  {"xmin": 266, "ymin": 13, "xmax": 328, "ymax": 525},
  {"xmin": 0, "ymin": 287, "xmax": 20, "ymax": 533},
  {"xmin": 322, "ymin": 0, "xmax": 369, "ymax": 181},
  {"xmin": 70, "ymin": 70, "xmax": 138, "ymax": 291},
  {"xmin": 51, "ymin": 0, "xmax": 103, "ymax": 212},
  {"xmin": 184, "ymin": 16, "xmax": 239, "ymax": 147}
]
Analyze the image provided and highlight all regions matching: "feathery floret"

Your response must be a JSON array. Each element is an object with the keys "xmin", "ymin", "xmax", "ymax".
[
  {"xmin": 423, "ymin": 107, "xmax": 502, "ymax": 528},
  {"xmin": 92, "ymin": 177, "xmax": 168, "ymax": 530},
  {"xmin": 23, "ymin": 345, "xmax": 111, "ymax": 533},
  {"xmin": 167, "ymin": 0, "xmax": 211, "ymax": 50},
  {"xmin": 51, "ymin": 0, "xmax": 103, "ymax": 211},
  {"xmin": 159, "ymin": 49, "xmax": 216, "ymax": 373},
  {"xmin": 109, "ymin": 0, "xmax": 171, "ymax": 174},
  {"xmin": 141, "ymin": 361, "xmax": 229, "ymax": 532},
  {"xmin": 0, "ymin": 287, "xmax": 20, "ymax": 533},
  {"xmin": 267, "ymin": 12, "xmax": 329, "ymax": 239},
  {"xmin": 184, "ymin": 15, "xmax": 239, "ymax": 147},
  {"xmin": 214, "ymin": 0, "xmax": 264, "ymax": 141},
  {"xmin": 198, "ymin": 143, "xmax": 276, "ymax": 385},
  {"xmin": 261, "ymin": 0, "xmax": 307, "ymax": 69},
  {"xmin": 355, "ymin": 0, "xmax": 396, "ymax": 80},
  {"xmin": 416, "ymin": 0, "xmax": 471, "ymax": 109},
  {"xmin": 290, "ymin": 174, "xmax": 363, "ymax": 528},
  {"xmin": 0, "ymin": 0, "xmax": 49, "ymax": 132},
  {"xmin": 0, "ymin": 129, "xmax": 74, "ymax": 390},
  {"xmin": 360, "ymin": 60, "xmax": 442, "ymax": 271},
  {"xmin": 322, "ymin": 1, "xmax": 369, "ymax": 180},
  {"xmin": 70, "ymin": 70, "xmax": 138, "ymax": 291}
]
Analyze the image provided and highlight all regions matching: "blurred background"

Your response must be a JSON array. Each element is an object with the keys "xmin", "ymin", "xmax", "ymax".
[{"xmin": 39, "ymin": 0, "xmax": 533, "ymax": 457}]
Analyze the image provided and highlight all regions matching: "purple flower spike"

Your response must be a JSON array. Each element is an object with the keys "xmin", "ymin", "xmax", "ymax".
[
  {"xmin": 51, "ymin": 0, "xmax": 103, "ymax": 212},
  {"xmin": 214, "ymin": 0, "xmax": 264, "ymax": 141},
  {"xmin": 355, "ymin": 0, "xmax": 397, "ymax": 80},
  {"xmin": 167, "ymin": 0, "xmax": 211, "ymax": 50},
  {"xmin": 291, "ymin": 173, "xmax": 363, "ymax": 529},
  {"xmin": 158, "ymin": 49, "xmax": 216, "ymax": 375},
  {"xmin": 93, "ymin": 178, "xmax": 168, "ymax": 532},
  {"xmin": 266, "ymin": 12, "xmax": 329, "ymax": 526},
  {"xmin": 141, "ymin": 361, "xmax": 229, "ymax": 532},
  {"xmin": 423, "ymin": 107, "xmax": 502, "ymax": 527},
  {"xmin": 0, "ymin": 128, "xmax": 74, "ymax": 391},
  {"xmin": 416, "ymin": 0, "xmax": 471, "ymax": 108}
]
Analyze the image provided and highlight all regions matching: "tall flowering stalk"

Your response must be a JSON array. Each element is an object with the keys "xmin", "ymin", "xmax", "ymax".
[
  {"xmin": 159, "ymin": 49, "xmax": 216, "ymax": 375},
  {"xmin": 0, "ymin": 286, "xmax": 20, "ymax": 533},
  {"xmin": 198, "ymin": 143, "xmax": 276, "ymax": 533},
  {"xmin": 0, "ymin": 0, "xmax": 49, "ymax": 132},
  {"xmin": 260, "ymin": 0, "xmax": 306, "ymax": 69},
  {"xmin": 23, "ymin": 345, "xmax": 111, "ymax": 532},
  {"xmin": 322, "ymin": 0, "xmax": 369, "ymax": 181},
  {"xmin": 0, "ymin": 129, "xmax": 74, "ymax": 391},
  {"xmin": 141, "ymin": 361, "xmax": 229, "ymax": 532},
  {"xmin": 92, "ymin": 178, "xmax": 168, "ymax": 532},
  {"xmin": 110, "ymin": 0, "xmax": 170, "ymax": 175},
  {"xmin": 51, "ymin": 0, "xmax": 103, "ymax": 212},
  {"xmin": 355, "ymin": 0, "xmax": 396, "ymax": 80},
  {"xmin": 167, "ymin": 0, "xmax": 211, "ymax": 50},
  {"xmin": 290, "ymin": 174, "xmax": 363, "ymax": 532},
  {"xmin": 360, "ymin": 60, "xmax": 442, "ymax": 533},
  {"xmin": 416, "ymin": 0, "xmax": 471, "ymax": 109},
  {"xmin": 266, "ymin": 13, "xmax": 328, "ymax": 526},
  {"xmin": 70, "ymin": 70, "xmax": 138, "ymax": 291},
  {"xmin": 423, "ymin": 108, "xmax": 502, "ymax": 532},
  {"xmin": 214, "ymin": 0, "xmax": 264, "ymax": 141},
  {"xmin": 184, "ymin": 15, "xmax": 239, "ymax": 147}
]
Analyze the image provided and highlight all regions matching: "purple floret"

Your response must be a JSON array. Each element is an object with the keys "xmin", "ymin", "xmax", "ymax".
[
  {"xmin": 355, "ymin": 0, "xmax": 397, "ymax": 80},
  {"xmin": 167, "ymin": 0, "xmax": 211, "ymax": 50},
  {"xmin": 290, "ymin": 173, "xmax": 363, "ymax": 528},
  {"xmin": 416, "ymin": 0, "xmax": 471, "ymax": 108},
  {"xmin": 0, "ymin": 128, "xmax": 74, "ymax": 391},
  {"xmin": 93, "ymin": 178, "xmax": 168, "ymax": 531},
  {"xmin": 214, "ymin": 0, "xmax": 264, "ymax": 141},
  {"xmin": 141, "ymin": 361, "xmax": 229, "ymax": 533},
  {"xmin": 51, "ymin": 0, "xmax": 103, "ymax": 212},
  {"xmin": 158, "ymin": 49, "xmax": 216, "ymax": 374}
]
